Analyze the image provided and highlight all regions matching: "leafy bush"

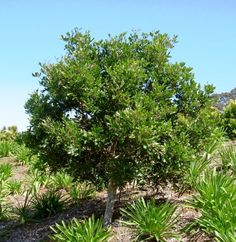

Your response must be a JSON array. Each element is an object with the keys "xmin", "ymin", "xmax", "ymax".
[
  {"xmin": 120, "ymin": 197, "xmax": 179, "ymax": 241},
  {"xmin": 186, "ymin": 169, "xmax": 236, "ymax": 241},
  {"xmin": 32, "ymin": 190, "xmax": 68, "ymax": 219},
  {"xmin": 50, "ymin": 214, "xmax": 113, "ymax": 242},
  {"xmin": 222, "ymin": 100, "xmax": 236, "ymax": 139}
]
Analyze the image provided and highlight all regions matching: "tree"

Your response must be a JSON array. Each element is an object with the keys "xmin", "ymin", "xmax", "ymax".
[{"xmin": 24, "ymin": 29, "xmax": 218, "ymax": 225}]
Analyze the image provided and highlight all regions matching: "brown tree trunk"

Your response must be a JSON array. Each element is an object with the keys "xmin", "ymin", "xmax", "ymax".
[{"xmin": 104, "ymin": 179, "xmax": 117, "ymax": 227}]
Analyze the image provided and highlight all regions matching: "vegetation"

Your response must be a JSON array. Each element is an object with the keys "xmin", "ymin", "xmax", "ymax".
[
  {"xmin": 120, "ymin": 198, "xmax": 179, "ymax": 241},
  {"xmin": 222, "ymin": 100, "xmax": 236, "ymax": 139},
  {"xmin": 0, "ymin": 29, "xmax": 235, "ymax": 241},
  {"xmin": 23, "ymin": 29, "xmax": 220, "ymax": 225},
  {"xmin": 50, "ymin": 215, "xmax": 113, "ymax": 242}
]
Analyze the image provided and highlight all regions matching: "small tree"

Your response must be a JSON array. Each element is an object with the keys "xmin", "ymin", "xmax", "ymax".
[{"xmin": 24, "ymin": 29, "xmax": 218, "ymax": 225}]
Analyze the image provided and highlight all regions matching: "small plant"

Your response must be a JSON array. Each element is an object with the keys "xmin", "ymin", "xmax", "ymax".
[
  {"xmin": 0, "ymin": 195, "xmax": 11, "ymax": 221},
  {"xmin": 69, "ymin": 182, "xmax": 96, "ymax": 204},
  {"xmin": 14, "ymin": 191, "xmax": 33, "ymax": 224},
  {"xmin": 0, "ymin": 141, "xmax": 11, "ymax": 157},
  {"xmin": 50, "ymin": 214, "xmax": 113, "ymax": 242},
  {"xmin": 6, "ymin": 180, "xmax": 22, "ymax": 194},
  {"xmin": 49, "ymin": 172, "xmax": 74, "ymax": 191},
  {"xmin": 219, "ymin": 146, "xmax": 236, "ymax": 174},
  {"xmin": 32, "ymin": 190, "xmax": 68, "ymax": 219},
  {"xmin": 186, "ymin": 169, "xmax": 236, "ymax": 241},
  {"xmin": 11, "ymin": 143, "xmax": 31, "ymax": 165},
  {"xmin": 0, "ymin": 163, "xmax": 12, "ymax": 181},
  {"xmin": 120, "ymin": 197, "xmax": 179, "ymax": 241}
]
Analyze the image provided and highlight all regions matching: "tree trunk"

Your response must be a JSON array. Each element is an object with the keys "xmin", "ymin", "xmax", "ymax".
[{"xmin": 104, "ymin": 179, "xmax": 117, "ymax": 227}]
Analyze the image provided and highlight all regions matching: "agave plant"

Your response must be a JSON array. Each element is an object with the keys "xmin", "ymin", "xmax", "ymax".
[
  {"xmin": 120, "ymin": 197, "xmax": 179, "ymax": 241},
  {"xmin": 50, "ymin": 214, "xmax": 113, "ymax": 242}
]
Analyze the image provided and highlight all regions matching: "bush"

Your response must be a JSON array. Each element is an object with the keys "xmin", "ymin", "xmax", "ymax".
[
  {"xmin": 120, "ymin": 197, "xmax": 179, "ymax": 241},
  {"xmin": 222, "ymin": 100, "xmax": 236, "ymax": 139},
  {"xmin": 50, "ymin": 214, "xmax": 113, "ymax": 242}
]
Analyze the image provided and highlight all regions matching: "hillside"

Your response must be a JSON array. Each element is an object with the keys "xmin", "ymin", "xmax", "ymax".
[{"xmin": 213, "ymin": 87, "xmax": 236, "ymax": 110}]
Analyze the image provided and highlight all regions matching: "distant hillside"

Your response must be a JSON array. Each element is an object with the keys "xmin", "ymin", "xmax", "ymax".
[{"xmin": 212, "ymin": 87, "xmax": 236, "ymax": 110}]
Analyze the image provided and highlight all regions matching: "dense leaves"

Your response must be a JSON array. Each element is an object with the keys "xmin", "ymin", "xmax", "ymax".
[{"xmin": 24, "ymin": 30, "xmax": 220, "ymax": 222}]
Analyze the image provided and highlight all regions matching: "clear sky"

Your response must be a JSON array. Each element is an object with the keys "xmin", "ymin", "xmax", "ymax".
[{"xmin": 0, "ymin": 0, "xmax": 236, "ymax": 131}]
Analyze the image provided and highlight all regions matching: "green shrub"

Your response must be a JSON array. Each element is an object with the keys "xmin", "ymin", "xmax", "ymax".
[
  {"xmin": 50, "ymin": 214, "xmax": 113, "ymax": 242},
  {"xmin": 222, "ymin": 100, "xmax": 236, "ymax": 139},
  {"xmin": 32, "ymin": 190, "xmax": 68, "ymax": 219},
  {"xmin": 186, "ymin": 169, "xmax": 236, "ymax": 241},
  {"xmin": 120, "ymin": 197, "xmax": 179, "ymax": 241}
]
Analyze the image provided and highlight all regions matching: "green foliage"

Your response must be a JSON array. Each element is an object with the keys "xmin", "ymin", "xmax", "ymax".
[
  {"xmin": 24, "ymin": 29, "xmax": 220, "ymax": 222},
  {"xmin": 222, "ymin": 100, "xmax": 236, "ymax": 139},
  {"xmin": 6, "ymin": 180, "xmax": 22, "ymax": 194},
  {"xmin": 50, "ymin": 214, "xmax": 113, "ymax": 242},
  {"xmin": 32, "ymin": 190, "xmax": 68, "ymax": 219},
  {"xmin": 49, "ymin": 171, "xmax": 74, "ymax": 191},
  {"xmin": 186, "ymin": 169, "xmax": 236, "ymax": 241},
  {"xmin": 0, "ymin": 194, "xmax": 11, "ymax": 221},
  {"xmin": 120, "ymin": 197, "xmax": 179, "ymax": 241},
  {"xmin": 69, "ymin": 182, "xmax": 96, "ymax": 204},
  {"xmin": 0, "ymin": 141, "xmax": 12, "ymax": 157},
  {"xmin": 24, "ymin": 29, "xmax": 218, "ymax": 187},
  {"xmin": 219, "ymin": 146, "xmax": 236, "ymax": 174},
  {"xmin": 14, "ymin": 191, "xmax": 33, "ymax": 224},
  {"xmin": 0, "ymin": 163, "xmax": 12, "ymax": 181},
  {"xmin": 11, "ymin": 143, "xmax": 32, "ymax": 165}
]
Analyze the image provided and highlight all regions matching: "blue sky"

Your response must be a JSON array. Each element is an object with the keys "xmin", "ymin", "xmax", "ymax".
[{"xmin": 0, "ymin": 0, "xmax": 236, "ymax": 131}]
